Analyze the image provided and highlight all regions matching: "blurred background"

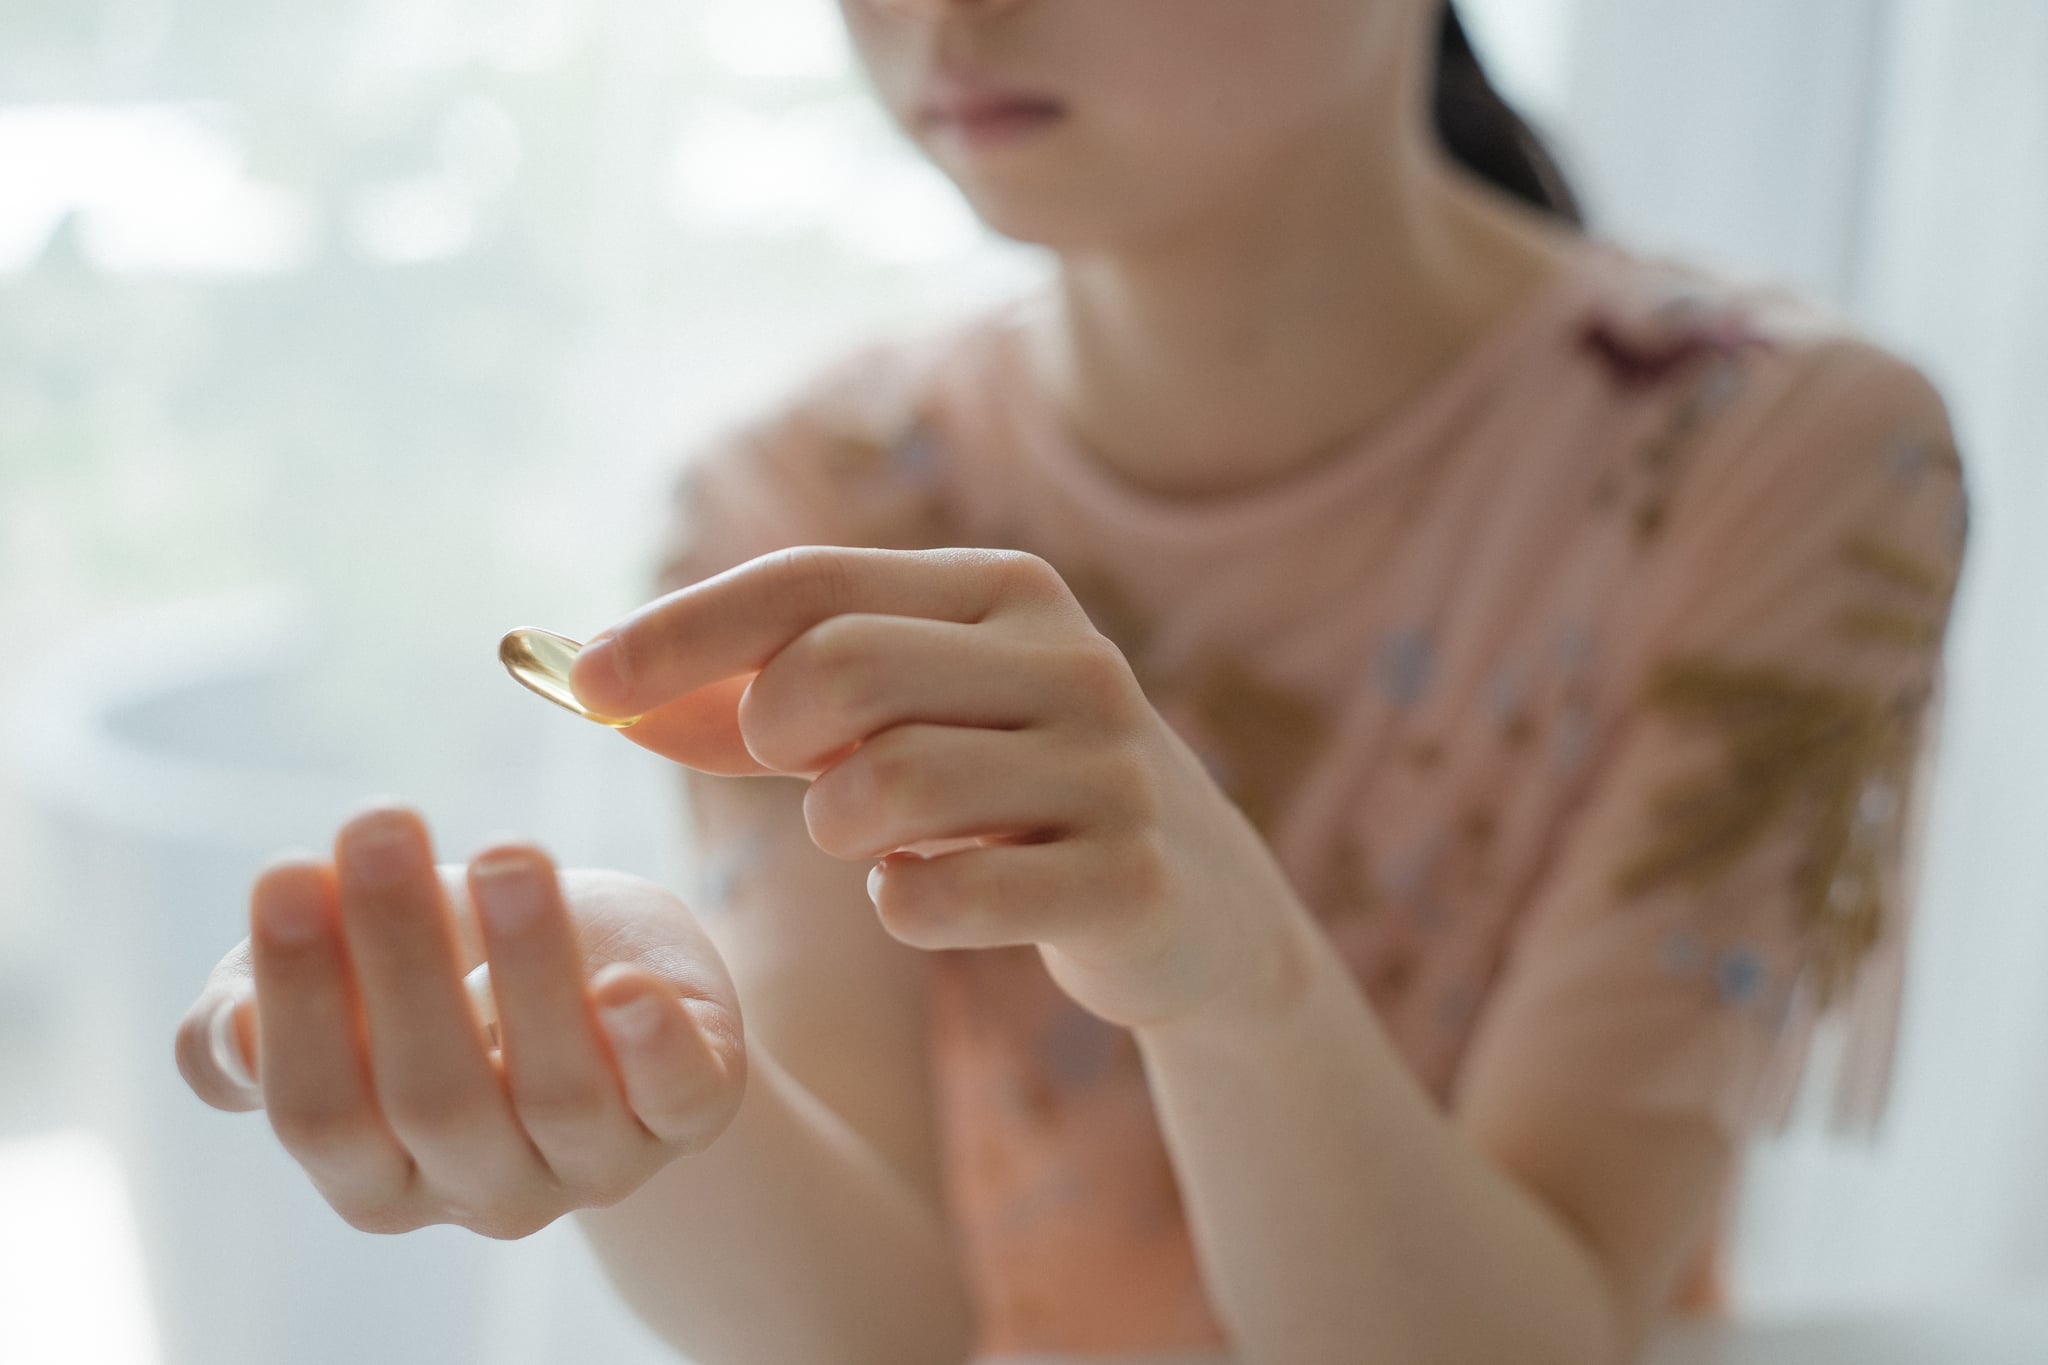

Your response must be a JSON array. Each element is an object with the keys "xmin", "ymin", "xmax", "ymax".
[{"xmin": 1, "ymin": 2, "xmax": 2043, "ymax": 1362}]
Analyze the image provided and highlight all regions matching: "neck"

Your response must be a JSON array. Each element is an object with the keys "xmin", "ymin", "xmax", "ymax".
[{"xmin": 1026, "ymin": 99, "xmax": 1579, "ymax": 501}]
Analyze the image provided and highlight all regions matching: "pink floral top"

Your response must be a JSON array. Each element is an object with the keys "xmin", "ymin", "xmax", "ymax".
[{"xmin": 649, "ymin": 238, "xmax": 1970, "ymax": 1357}]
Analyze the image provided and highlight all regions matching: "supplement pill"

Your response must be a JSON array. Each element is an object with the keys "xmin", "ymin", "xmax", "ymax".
[{"xmin": 498, "ymin": 627, "xmax": 642, "ymax": 728}]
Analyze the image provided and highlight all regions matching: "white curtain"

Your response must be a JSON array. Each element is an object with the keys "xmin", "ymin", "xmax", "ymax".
[{"xmin": 1503, "ymin": 0, "xmax": 2048, "ymax": 1314}]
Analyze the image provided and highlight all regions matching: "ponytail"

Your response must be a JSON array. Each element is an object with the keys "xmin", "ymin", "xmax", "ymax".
[{"xmin": 1431, "ymin": 3, "xmax": 1585, "ymax": 227}]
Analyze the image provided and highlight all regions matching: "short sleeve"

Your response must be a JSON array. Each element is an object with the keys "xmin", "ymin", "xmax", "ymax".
[{"xmin": 1449, "ymin": 340, "xmax": 1971, "ymax": 1144}]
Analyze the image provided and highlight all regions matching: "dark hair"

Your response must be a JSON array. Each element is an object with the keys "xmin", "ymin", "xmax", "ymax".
[{"xmin": 1431, "ymin": 3, "xmax": 1585, "ymax": 227}]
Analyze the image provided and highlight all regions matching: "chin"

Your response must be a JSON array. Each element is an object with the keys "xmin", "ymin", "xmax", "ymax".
[
  {"xmin": 956, "ymin": 190, "xmax": 1104, "ymax": 249},
  {"xmin": 926, "ymin": 132, "xmax": 1274, "ymax": 256},
  {"xmin": 943, "ymin": 171, "xmax": 1194, "ymax": 254}
]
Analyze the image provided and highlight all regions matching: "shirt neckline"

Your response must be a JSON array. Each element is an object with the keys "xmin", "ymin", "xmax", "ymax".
[{"xmin": 982, "ymin": 240, "xmax": 1606, "ymax": 541}]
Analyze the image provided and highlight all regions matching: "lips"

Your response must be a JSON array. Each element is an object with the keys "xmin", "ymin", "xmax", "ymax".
[{"xmin": 916, "ymin": 75, "xmax": 1066, "ymax": 146}]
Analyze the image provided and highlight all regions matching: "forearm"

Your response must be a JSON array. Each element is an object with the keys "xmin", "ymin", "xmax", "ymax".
[
  {"xmin": 574, "ymin": 1043, "xmax": 976, "ymax": 1365},
  {"xmin": 1132, "ymin": 907, "xmax": 1626, "ymax": 1365}
]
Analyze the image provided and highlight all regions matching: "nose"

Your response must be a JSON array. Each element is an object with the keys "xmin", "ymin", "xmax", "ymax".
[{"xmin": 864, "ymin": 0, "xmax": 1028, "ymax": 18}]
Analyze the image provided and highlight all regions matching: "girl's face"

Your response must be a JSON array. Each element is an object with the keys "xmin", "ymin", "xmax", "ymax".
[{"xmin": 837, "ymin": 0, "xmax": 1432, "ymax": 250}]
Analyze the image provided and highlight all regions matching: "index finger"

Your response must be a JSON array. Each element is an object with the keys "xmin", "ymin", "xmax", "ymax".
[{"xmin": 566, "ymin": 545, "xmax": 1068, "ymax": 719}]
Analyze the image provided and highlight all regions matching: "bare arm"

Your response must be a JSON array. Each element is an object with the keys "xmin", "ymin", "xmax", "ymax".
[
  {"xmin": 574, "ymin": 1042, "xmax": 973, "ymax": 1365},
  {"xmin": 574, "ymin": 773, "xmax": 976, "ymax": 1365},
  {"xmin": 1134, "ymin": 910, "xmax": 1707, "ymax": 1365}
]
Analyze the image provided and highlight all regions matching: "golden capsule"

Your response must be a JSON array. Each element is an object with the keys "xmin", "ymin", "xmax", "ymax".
[{"xmin": 498, "ymin": 627, "xmax": 642, "ymax": 728}]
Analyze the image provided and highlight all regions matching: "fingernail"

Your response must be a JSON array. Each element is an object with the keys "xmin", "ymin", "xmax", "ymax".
[
  {"xmin": 208, "ymin": 991, "xmax": 258, "ymax": 1092},
  {"xmin": 472, "ymin": 852, "xmax": 545, "ymax": 930},
  {"xmin": 600, "ymin": 991, "xmax": 664, "ymax": 1046},
  {"xmin": 571, "ymin": 633, "xmax": 627, "ymax": 708},
  {"xmin": 867, "ymin": 862, "xmax": 884, "ymax": 906},
  {"xmin": 258, "ymin": 869, "xmax": 326, "ymax": 945},
  {"xmin": 343, "ymin": 812, "xmax": 422, "ymax": 888}
]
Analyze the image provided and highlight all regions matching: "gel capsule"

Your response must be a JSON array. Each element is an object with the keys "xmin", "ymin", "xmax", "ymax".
[{"xmin": 498, "ymin": 627, "xmax": 642, "ymax": 728}]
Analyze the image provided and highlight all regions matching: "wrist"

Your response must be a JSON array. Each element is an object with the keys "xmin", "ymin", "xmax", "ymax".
[{"xmin": 1140, "ymin": 890, "xmax": 1323, "ymax": 1040}]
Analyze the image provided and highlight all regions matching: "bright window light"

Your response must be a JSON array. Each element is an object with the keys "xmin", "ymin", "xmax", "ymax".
[
  {"xmin": 698, "ymin": 0, "xmax": 850, "ymax": 81},
  {"xmin": 0, "ymin": 105, "xmax": 311, "ymax": 275},
  {"xmin": 0, "ymin": 1128, "xmax": 163, "ymax": 1365}
]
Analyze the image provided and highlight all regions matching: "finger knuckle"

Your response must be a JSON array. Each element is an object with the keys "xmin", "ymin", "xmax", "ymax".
[
  {"xmin": 1110, "ymin": 830, "xmax": 1173, "ymax": 908},
  {"xmin": 269, "ymin": 1103, "xmax": 377, "ymax": 1157},
  {"xmin": 577, "ymin": 1173, "xmax": 647, "ymax": 1210},
  {"xmin": 384, "ymin": 1086, "xmax": 499, "ymax": 1143},
  {"xmin": 629, "ymin": 1054, "xmax": 737, "ymax": 1144},
  {"xmin": 1065, "ymin": 637, "xmax": 1140, "ymax": 721},
  {"xmin": 806, "ymin": 616, "xmax": 882, "ymax": 719},
  {"xmin": 801, "ymin": 775, "xmax": 859, "ymax": 857},
  {"xmin": 512, "ymin": 1079, "xmax": 613, "ymax": 1133},
  {"xmin": 863, "ymin": 739, "xmax": 927, "ymax": 825},
  {"xmin": 733, "ymin": 686, "xmax": 801, "ymax": 773},
  {"xmin": 776, "ymin": 545, "xmax": 860, "ymax": 616},
  {"xmin": 675, "ymin": 1108, "xmax": 739, "ymax": 1154},
  {"xmin": 874, "ymin": 860, "xmax": 977, "ymax": 950},
  {"xmin": 808, "ymin": 736, "xmax": 920, "ymax": 860},
  {"xmin": 641, "ymin": 1092, "xmax": 732, "ymax": 1152},
  {"xmin": 996, "ymin": 549, "xmax": 1066, "ymax": 601},
  {"xmin": 871, "ymin": 872, "xmax": 942, "ymax": 947},
  {"xmin": 807, "ymin": 744, "xmax": 920, "ymax": 857},
  {"xmin": 470, "ymin": 1209, "xmax": 554, "ymax": 1242},
  {"xmin": 331, "ymin": 1195, "xmax": 419, "ymax": 1237}
]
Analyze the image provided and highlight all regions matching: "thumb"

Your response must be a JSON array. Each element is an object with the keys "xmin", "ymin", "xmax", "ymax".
[{"xmin": 589, "ymin": 962, "xmax": 747, "ymax": 1152}]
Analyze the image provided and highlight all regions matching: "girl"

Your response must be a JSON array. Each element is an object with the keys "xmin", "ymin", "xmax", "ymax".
[{"xmin": 176, "ymin": 3, "xmax": 1970, "ymax": 1363}]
